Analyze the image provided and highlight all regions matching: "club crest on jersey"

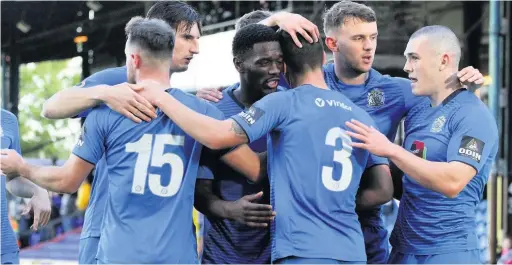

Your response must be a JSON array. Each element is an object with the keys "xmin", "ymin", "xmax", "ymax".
[
  {"xmin": 430, "ymin": 115, "xmax": 446, "ymax": 133},
  {"xmin": 238, "ymin": 106, "xmax": 264, "ymax": 126},
  {"xmin": 367, "ymin": 88, "xmax": 385, "ymax": 107},
  {"xmin": 76, "ymin": 125, "xmax": 86, "ymax": 147},
  {"xmin": 458, "ymin": 136, "xmax": 484, "ymax": 162}
]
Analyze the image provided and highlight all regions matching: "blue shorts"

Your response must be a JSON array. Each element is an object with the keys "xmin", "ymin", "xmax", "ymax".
[
  {"xmin": 1, "ymin": 251, "xmax": 19, "ymax": 264},
  {"xmin": 362, "ymin": 224, "xmax": 389, "ymax": 264},
  {"xmin": 274, "ymin": 256, "xmax": 365, "ymax": 264},
  {"xmin": 78, "ymin": 237, "xmax": 100, "ymax": 264},
  {"xmin": 388, "ymin": 248, "xmax": 481, "ymax": 264}
]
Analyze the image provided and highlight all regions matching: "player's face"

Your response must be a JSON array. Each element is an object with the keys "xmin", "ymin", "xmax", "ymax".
[
  {"xmin": 403, "ymin": 37, "xmax": 438, "ymax": 96},
  {"xmin": 241, "ymin": 42, "xmax": 284, "ymax": 96},
  {"xmin": 332, "ymin": 18, "xmax": 377, "ymax": 74},
  {"xmin": 170, "ymin": 23, "xmax": 200, "ymax": 73}
]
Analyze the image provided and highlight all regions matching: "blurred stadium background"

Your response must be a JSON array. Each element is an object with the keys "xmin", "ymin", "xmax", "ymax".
[{"xmin": 1, "ymin": 1, "xmax": 511, "ymax": 264}]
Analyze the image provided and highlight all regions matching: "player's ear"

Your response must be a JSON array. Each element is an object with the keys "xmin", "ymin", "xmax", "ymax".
[
  {"xmin": 439, "ymin": 53, "xmax": 449, "ymax": 71},
  {"xmin": 325, "ymin": 36, "xmax": 339, "ymax": 53},
  {"xmin": 133, "ymin": 54, "xmax": 141, "ymax": 69},
  {"xmin": 233, "ymin": 57, "xmax": 245, "ymax": 73}
]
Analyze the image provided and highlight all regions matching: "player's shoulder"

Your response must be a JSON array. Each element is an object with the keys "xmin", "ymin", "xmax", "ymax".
[
  {"xmin": 1, "ymin": 109, "xmax": 17, "ymax": 121},
  {"xmin": 368, "ymin": 69, "xmax": 411, "ymax": 91},
  {"xmin": 87, "ymin": 104, "xmax": 113, "ymax": 117},
  {"xmin": 453, "ymin": 91, "xmax": 496, "ymax": 122},
  {"xmin": 170, "ymin": 88, "xmax": 220, "ymax": 115},
  {"xmin": 81, "ymin": 66, "xmax": 127, "ymax": 87}
]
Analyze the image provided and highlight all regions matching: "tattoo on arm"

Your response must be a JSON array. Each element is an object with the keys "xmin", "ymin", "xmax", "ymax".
[{"xmin": 229, "ymin": 120, "xmax": 248, "ymax": 142}]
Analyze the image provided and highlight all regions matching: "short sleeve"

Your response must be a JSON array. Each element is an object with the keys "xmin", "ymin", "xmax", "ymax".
[
  {"xmin": 72, "ymin": 108, "xmax": 109, "ymax": 165},
  {"xmin": 73, "ymin": 67, "xmax": 127, "ymax": 118},
  {"xmin": 447, "ymin": 107, "xmax": 499, "ymax": 173},
  {"xmin": 1, "ymin": 111, "xmax": 22, "ymax": 155},
  {"xmin": 230, "ymin": 92, "xmax": 289, "ymax": 143}
]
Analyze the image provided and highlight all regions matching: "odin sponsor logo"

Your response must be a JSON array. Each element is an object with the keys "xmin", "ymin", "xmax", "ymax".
[
  {"xmin": 238, "ymin": 106, "xmax": 264, "ymax": 126},
  {"xmin": 315, "ymin": 98, "xmax": 352, "ymax": 111},
  {"xmin": 458, "ymin": 136, "xmax": 484, "ymax": 163}
]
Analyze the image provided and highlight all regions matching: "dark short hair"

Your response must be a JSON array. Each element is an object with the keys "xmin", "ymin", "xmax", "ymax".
[
  {"xmin": 278, "ymin": 30, "xmax": 324, "ymax": 73},
  {"xmin": 235, "ymin": 10, "xmax": 273, "ymax": 31},
  {"xmin": 146, "ymin": 1, "xmax": 202, "ymax": 33},
  {"xmin": 232, "ymin": 24, "xmax": 279, "ymax": 59},
  {"xmin": 323, "ymin": 1, "xmax": 377, "ymax": 35},
  {"xmin": 125, "ymin": 16, "xmax": 175, "ymax": 60}
]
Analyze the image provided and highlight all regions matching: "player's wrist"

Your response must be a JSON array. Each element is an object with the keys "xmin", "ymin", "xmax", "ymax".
[{"xmin": 92, "ymin": 85, "xmax": 112, "ymax": 104}]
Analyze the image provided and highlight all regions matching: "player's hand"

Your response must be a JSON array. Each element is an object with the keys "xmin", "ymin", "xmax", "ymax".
[
  {"xmin": 99, "ymin": 83, "xmax": 157, "ymax": 123},
  {"xmin": 227, "ymin": 191, "xmax": 276, "ymax": 228},
  {"xmin": 345, "ymin": 119, "xmax": 394, "ymax": 157},
  {"xmin": 196, "ymin": 87, "xmax": 225, "ymax": 103},
  {"xmin": 0, "ymin": 149, "xmax": 25, "ymax": 179},
  {"xmin": 23, "ymin": 188, "xmax": 51, "ymax": 231},
  {"xmin": 264, "ymin": 11, "xmax": 320, "ymax": 48},
  {"xmin": 457, "ymin": 66, "xmax": 484, "ymax": 90}
]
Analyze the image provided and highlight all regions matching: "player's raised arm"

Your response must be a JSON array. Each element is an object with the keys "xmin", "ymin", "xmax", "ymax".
[
  {"xmin": 259, "ymin": 11, "xmax": 320, "ymax": 48},
  {"xmin": 42, "ymin": 70, "xmax": 156, "ymax": 123}
]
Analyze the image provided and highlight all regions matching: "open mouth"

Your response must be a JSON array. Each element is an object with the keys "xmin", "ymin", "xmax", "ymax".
[
  {"xmin": 265, "ymin": 79, "xmax": 280, "ymax": 89},
  {"xmin": 409, "ymin": 77, "xmax": 418, "ymax": 83},
  {"xmin": 362, "ymin": 55, "xmax": 372, "ymax": 64}
]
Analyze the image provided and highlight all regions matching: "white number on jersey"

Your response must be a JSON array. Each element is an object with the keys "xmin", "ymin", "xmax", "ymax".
[
  {"xmin": 125, "ymin": 134, "xmax": 185, "ymax": 197},
  {"xmin": 322, "ymin": 127, "xmax": 354, "ymax": 192}
]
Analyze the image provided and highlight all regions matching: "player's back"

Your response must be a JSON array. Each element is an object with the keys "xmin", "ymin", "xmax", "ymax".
[
  {"xmin": 82, "ymin": 89, "xmax": 222, "ymax": 263},
  {"xmin": 392, "ymin": 89, "xmax": 499, "ymax": 255},
  {"xmin": 267, "ymin": 85, "xmax": 381, "ymax": 262}
]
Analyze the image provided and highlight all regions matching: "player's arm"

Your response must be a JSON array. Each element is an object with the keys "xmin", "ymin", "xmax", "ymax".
[
  {"xmin": 356, "ymin": 164, "xmax": 393, "ymax": 210},
  {"xmin": 1, "ymin": 150, "xmax": 94, "ymax": 194},
  {"xmin": 144, "ymin": 88, "xmax": 286, "ymax": 152},
  {"xmin": 42, "ymin": 70, "xmax": 155, "ymax": 122},
  {"xmin": 346, "ymin": 113, "xmax": 498, "ymax": 198}
]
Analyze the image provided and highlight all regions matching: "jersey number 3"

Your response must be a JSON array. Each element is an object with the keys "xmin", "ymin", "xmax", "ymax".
[
  {"xmin": 322, "ymin": 127, "xmax": 353, "ymax": 192},
  {"xmin": 125, "ymin": 134, "xmax": 184, "ymax": 197}
]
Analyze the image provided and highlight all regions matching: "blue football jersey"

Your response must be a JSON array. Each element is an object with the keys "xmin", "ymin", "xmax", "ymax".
[
  {"xmin": 200, "ymin": 84, "xmax": 271, "ymax": 264},
  {"xmin": 323, "ymin": 63, "xmax": 425, "ymax": 226},
  {"xmin": 391, "ymin": 89, "xmax": 499, "ymax": 255},
  {"xmin": 231, "ymin": 85, "xmax": 388, "ymax": 262},
  {"xmin": 1, "ymin": 109, "xmax": 22, "ymax": 255},
  {"xmin": 74, "ymin": 66, "xmax": 128, "ymax": 240},
  {"xmin": 72, "ymin": 89, "xmax": 225, "ymax": 263}
]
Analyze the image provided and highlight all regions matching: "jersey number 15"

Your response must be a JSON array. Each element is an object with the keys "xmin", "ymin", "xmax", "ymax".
[{"xmin": 125, "ymin": 134, "xmax": 185, "ymax": 197}]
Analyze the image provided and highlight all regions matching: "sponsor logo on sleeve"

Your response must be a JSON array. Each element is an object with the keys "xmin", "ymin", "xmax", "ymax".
[
  {"xmin": 237, "ymin": 106, "xmax": 265, "ymax": 126},
  {"xmin": 458, "ymin": 136, "xmax": 484, "ymax": 162},
  {"xmin": 76, "ymin": 125, "xmax": 86, "ymax": 147}
]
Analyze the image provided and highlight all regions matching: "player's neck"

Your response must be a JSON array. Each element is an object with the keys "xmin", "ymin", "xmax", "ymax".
[
  {"xmin": 234, "ymin": 82, "xmax": 259, "ymax": 107},
  {"xmin": 288, "ymin": 68, "xmax": 329, "ymax": 89},
  {"xmin": 334, "ymin": 63, "xmax": 368, "ymax": 85},
  {"xmin": 136, "ymin": 69, "xmax": 171, "ymax": 89},
  {"xmin": 430, "ymin": 71, "xmax": 463, "ymax": 107}
]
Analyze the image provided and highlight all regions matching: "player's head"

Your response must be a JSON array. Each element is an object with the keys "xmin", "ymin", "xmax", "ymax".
[
  {"xmin": 323, "ymin": 1, "xmax": 377, "ymax": 74},
  {"xmin": 146, "ymin": 1, "xmax": 201, "ymax": 73},
  {"xmin": 278, "ymin": 29, "xmax": 325, "ymax": 86},
  {"xmin": 235, "ymin": 10, "xmax": 272, "ymax": 31},
  {"xmin": 124, "ymin": 17, "xmax": 175, "ymax": 84},
  {"xmin": 403, "ymin": 25, "xmax": 461, "ymax": 96},
  {"xmin": 232, "ymin": 24, "xmax": 283, "ymax": 96}
]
